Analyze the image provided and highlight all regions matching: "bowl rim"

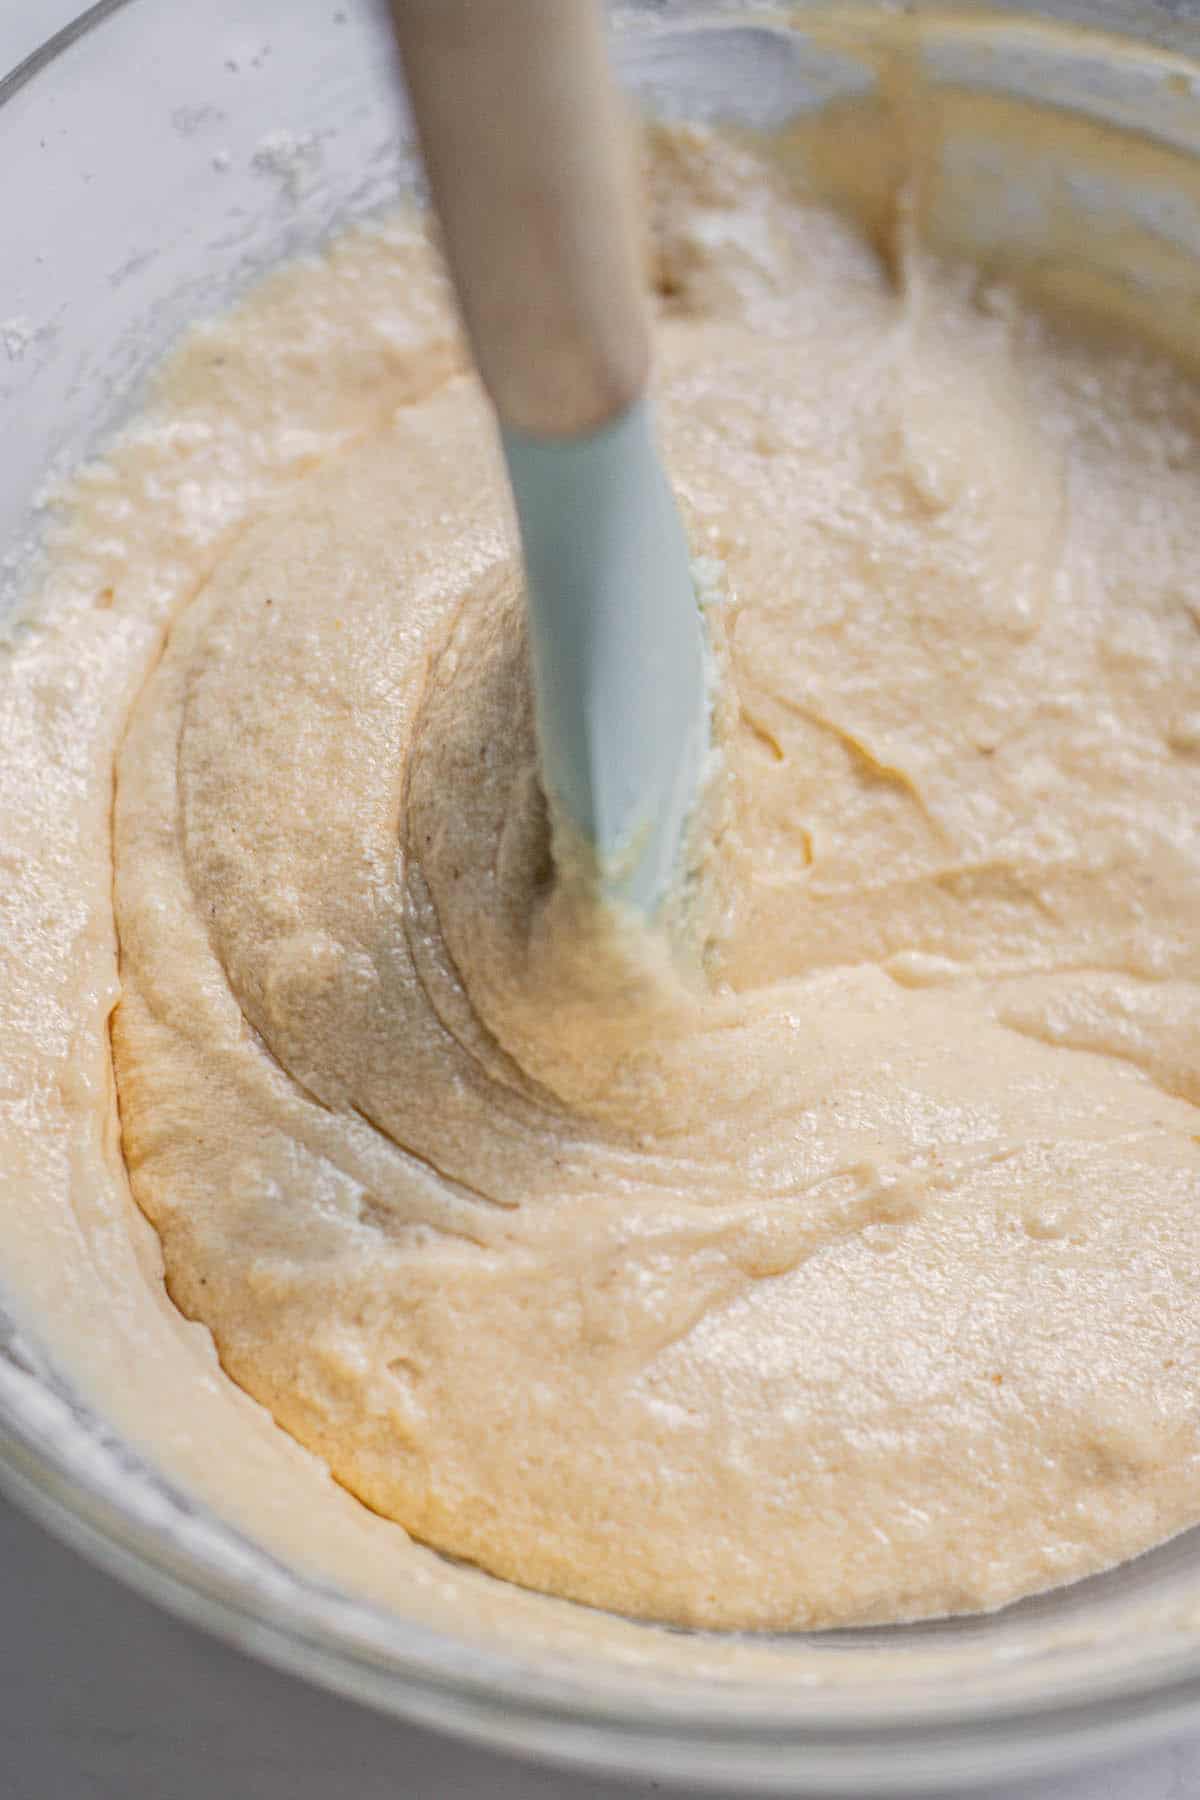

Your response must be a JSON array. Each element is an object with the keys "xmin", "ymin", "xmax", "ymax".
[
  {"xmin": 5, "ymin": 0, "xmax": 1200, "ymax": 1788},
  {"xmin": 7, "ymin": 1378, "xmax": 1200, "ymax": 1795}
]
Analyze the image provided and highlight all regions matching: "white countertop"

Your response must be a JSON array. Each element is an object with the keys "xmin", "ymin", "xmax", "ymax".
[{"xmin": 5, "ymin": 6, "xmax": 1200, "ymax": 1797}]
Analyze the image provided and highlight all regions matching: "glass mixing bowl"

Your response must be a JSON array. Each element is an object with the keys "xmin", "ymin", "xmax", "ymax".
[{"xmin": 4, "ymin": 0, "xmax": 1200, "ymax": 1790}]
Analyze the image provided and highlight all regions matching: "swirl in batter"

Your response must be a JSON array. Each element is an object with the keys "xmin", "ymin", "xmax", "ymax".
[{"xmin": 107, "ymin": 125, "xmax": 1200, "ymax": 1630}]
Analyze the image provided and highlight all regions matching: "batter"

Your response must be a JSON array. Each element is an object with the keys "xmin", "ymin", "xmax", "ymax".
[{"xmin": 10, "ymin": 117, "xmax": 1200, "ymax": 1632}]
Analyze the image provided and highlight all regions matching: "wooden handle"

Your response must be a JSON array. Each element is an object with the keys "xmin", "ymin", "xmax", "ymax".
[{"xmin": 389, "ymin": 0, "xmax": 649, "ymax": 439}]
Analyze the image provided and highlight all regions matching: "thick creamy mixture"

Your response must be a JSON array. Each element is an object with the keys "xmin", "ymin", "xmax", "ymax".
[{"xmin": 8, "ymin": 121, "xmax": 1200, "ymax": 1633}]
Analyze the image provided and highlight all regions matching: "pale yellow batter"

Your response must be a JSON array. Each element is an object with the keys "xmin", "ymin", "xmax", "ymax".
[{"xmin": 7, "ymin": 115, "xmax": 1200, "ymax": 1635}]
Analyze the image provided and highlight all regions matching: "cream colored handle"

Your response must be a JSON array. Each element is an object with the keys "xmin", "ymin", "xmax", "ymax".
[{"xmin": 389, "ymin": 0, "xmax": 649, "ymax": 439}]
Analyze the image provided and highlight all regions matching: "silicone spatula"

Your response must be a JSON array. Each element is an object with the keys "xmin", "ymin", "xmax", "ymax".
[{"xmin": 389, "ymin": 0, "xmax": 707, "ymax": 912}]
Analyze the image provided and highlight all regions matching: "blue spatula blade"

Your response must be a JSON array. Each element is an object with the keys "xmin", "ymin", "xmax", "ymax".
[{"xmin": 503, "ymin": 396, "xmax": 708, "ymax": 913}]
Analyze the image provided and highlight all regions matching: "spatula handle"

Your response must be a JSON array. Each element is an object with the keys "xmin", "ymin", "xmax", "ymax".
[{"xmin": 389, "ymin": 0, "xmax": 649, "ymax": 439}]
